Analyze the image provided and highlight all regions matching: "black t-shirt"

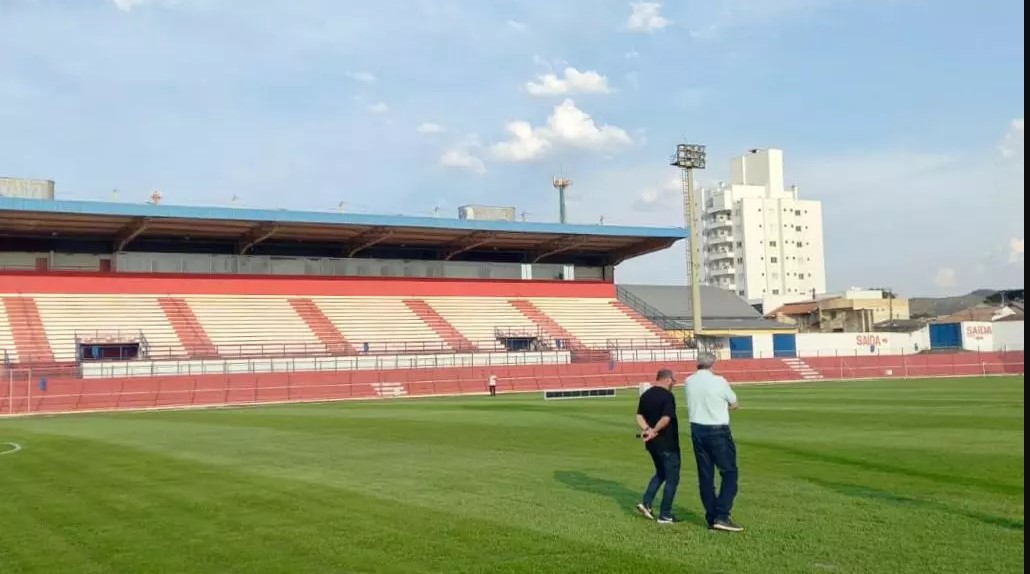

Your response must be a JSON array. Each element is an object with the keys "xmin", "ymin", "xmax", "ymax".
[{"xmin": 636, "ymin": 386, "xmax": 679, "ymax": 452}]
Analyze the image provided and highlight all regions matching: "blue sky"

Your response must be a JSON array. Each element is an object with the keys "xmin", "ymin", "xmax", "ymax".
[{"xmin": 0, "ymin": 0, "xmax": 1024, "ymax": 296}]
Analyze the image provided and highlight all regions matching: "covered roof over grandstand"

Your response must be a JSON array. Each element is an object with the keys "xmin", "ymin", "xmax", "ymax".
[
  {"xmin": 617, "ymin": 284, "xmax": 796, "ymax": 334},
  {"xmin": 0, "ymin": 197, "xmax": 685, "ymax": 266}
]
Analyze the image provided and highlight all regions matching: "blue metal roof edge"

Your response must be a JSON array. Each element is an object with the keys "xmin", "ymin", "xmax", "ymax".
[{"xmin": 0, "ymin": 196, "xmax": 687, "ymax": 239}]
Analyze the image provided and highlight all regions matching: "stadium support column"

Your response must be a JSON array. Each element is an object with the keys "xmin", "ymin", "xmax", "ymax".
[{"xmin": 671, "ymin": 143, "xmax": 706, "ymax": 336}]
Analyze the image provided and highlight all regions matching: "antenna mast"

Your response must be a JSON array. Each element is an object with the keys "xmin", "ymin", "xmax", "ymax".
[{"xmin": 552, "ymin": 176, "xmax": 572, "ymax": 224}]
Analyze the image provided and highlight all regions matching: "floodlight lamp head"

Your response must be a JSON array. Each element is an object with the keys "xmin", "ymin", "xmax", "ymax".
[{"xmin": 671, "ymin": 143, "xmax": 707, "ymax": 170}]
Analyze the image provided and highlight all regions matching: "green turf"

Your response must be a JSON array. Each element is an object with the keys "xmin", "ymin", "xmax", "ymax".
[{"xmin": 0, "ymin": 376, "xmax": 1023, "ymax": 574}]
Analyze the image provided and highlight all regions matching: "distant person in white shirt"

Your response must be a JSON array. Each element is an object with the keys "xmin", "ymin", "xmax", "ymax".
[{"xmin": 685, "ymin": 353, "xmax": 743, "ymax": 532}]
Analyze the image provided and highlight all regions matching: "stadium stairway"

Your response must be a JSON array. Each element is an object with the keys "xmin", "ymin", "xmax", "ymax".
[
  {"xmin": 609, "ymin": 300, "xmax": 683, "ymax": 346},
  {"xmin": 508, "ymin": 299, "xmax": 584, "ymax": 349},
  {"xmin": 158, "ymin": 298, "xmax": 218, "ymax": 358},
  {"xmin": 2, "ymin": 296, "xmax": 55, "ymax": 364},
  {"xmin": 403, "ymin": 299, "xmax": 475, "ymax": 352},
  {"xmin": 289, "ymin": 298, "xmax": 355, "ymax": 355}
]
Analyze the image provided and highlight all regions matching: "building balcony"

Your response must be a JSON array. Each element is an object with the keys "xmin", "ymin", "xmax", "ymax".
[
  {"xmin": 706, "ymin": 236, "xmax": 734, "ymax": 247},
  {"xmin": 710, "ymin": 267, "xmax": 735, "ymax": 277},
  {"xmin": 707, "ymin": 246, "xmax": 734, "ymax": 256}
]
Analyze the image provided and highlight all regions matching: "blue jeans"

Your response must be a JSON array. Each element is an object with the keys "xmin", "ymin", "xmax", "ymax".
[
  {"xmin": 690, "ymin": 423, "xmax": 738, "ymax": 525},
  {"xmin": 642, "ymin": 448, "xmax": 681, "ymax": 519}
]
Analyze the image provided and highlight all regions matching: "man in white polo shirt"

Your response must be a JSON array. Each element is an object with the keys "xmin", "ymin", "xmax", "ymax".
[{"xmin": 685, "ymin": 353, "xmax": 744, "ymax": 532}]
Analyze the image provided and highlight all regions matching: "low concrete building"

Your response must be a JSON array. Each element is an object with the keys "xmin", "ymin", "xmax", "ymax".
[{"xmin": 766, "ymin": 288, "xmax": 909, "ymax": 333}]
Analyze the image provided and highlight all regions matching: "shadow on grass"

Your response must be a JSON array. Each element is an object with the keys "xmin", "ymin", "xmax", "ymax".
[
  {"xmin": 554, "ymin": 470, "xmax": 701, "ymax": 523},
  {"xmin": 459, "ymin": 404, "xmax": 631, "ymax": 431},
  {"xmin": 805, "ymin": 477, "xmax": 1023, "ymax": 532},
  {"xmin": 739, "ymin": 439, "xmax": 1021, "ymax": 495}
]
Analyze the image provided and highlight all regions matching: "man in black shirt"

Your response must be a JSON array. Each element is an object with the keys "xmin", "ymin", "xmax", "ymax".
[{"xmin": 635, "ymin": 368, "xmax": 681, "ymax": 524}]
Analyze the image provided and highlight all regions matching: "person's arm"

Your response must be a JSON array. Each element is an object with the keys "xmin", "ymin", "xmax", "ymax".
[
  {"xmin": 723, "ymin": 379, "xmax": 739, "ymax": 410},
  {"xmin": 643, "ymin": 394, "xmax": 675, "ymax": 440},
  {"xmin": 636, "ymin": 414, "xmax": 651, "ymax": 433}
]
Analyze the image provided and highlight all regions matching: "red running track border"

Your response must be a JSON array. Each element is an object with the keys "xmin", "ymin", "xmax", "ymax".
[{"xmin": 0, "ymin": 351, "xmax": 1022, "ymax": 416}]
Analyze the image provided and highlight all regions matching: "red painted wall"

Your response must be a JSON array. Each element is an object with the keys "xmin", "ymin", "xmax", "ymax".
[
  {"xmin": 1, "ymin": 352, "xmax": 1022, "ymax": 416},
  {"xmin": 0, "ymin": 272, "xmax": 616, "ymax": 298}
]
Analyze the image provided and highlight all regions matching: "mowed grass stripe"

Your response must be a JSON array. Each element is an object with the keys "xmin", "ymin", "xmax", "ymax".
[{"xmin": 0, "ymin": 376, "xmax": 1023, "ymax": 573}]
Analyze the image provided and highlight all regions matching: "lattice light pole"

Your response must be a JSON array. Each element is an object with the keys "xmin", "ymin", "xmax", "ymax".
[{"xmin": 671, "ymin": 143, "xmax": 707, "ymax": 334}]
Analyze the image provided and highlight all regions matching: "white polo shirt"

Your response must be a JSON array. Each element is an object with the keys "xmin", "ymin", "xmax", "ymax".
[{"xmin": 684, "ymin": 369, "xmax": 737, "ymax": 426}]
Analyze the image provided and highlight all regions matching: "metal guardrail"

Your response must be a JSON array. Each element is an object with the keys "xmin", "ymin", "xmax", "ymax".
[{"xmin": 615, "ymin": 286, "xmax": 682, "ymax": 332}]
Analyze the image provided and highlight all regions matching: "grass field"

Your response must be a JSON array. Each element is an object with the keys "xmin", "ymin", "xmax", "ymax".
[{"xmin": 0, "ymin": 376, "xmax": 1023, "ymax": 574}]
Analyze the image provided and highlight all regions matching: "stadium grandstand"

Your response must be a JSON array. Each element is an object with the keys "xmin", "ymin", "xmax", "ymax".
[{"xmin": 0, "ymin": 195, "xmax": 1022, "ymax": 415}]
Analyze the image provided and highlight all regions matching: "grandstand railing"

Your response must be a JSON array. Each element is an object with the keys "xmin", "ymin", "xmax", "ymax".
[
  {"xmin": 1, "ymin": 350, "xmax": 1022, "ymax": 416},
  {"xmin": 614, "ymin": 285, "xmax": 682, "ymax": 332},
  {"xmin": 606, "ymin": 338, "xmax": 684, "ymax": 350}
]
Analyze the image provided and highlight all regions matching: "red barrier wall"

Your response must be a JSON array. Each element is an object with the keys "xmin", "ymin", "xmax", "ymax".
[
  {"xmin": 0, "ymin": 272, "xmax": 616, "ymax": 298},
  {"xmin": 0, "ymin": 352, "xmax": 1022, "ymax": 416}
]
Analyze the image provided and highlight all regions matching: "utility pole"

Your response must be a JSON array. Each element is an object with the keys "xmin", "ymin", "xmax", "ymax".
[
  {"xmin": 552, "ymin": 176, "xmax": 572, "ymax": 224},
  {"xmin": 671, "ymin": 143, "xmax": 707, "ymax": 335}
]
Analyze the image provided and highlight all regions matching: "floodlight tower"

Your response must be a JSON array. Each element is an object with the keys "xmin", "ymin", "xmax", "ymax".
[
  {"xmin": 670, "ymin": 143, "xmax": 707, "ymax": 335},
  {"xmin": 552, "ymin": 176, "xmax": 572, "ymax": 224}
]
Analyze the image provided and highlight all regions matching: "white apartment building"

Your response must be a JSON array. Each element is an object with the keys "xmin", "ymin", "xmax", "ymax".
[{"xmin": 701, "ymin": 148, "xmax": 827, "ymax": 303}]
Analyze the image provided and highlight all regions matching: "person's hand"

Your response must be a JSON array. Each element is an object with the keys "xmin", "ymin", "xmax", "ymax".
[{"xmin": 641, "ymin": 428, "xmax": 657, "ymax": 442}]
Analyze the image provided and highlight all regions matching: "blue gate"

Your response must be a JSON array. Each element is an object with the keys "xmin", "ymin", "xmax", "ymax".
[
  {"xmin": 929, "ymin": 323, "xmax": 961, "ymax": 350},
  {"xmin": 772, "ymin": 333, "xmax": 797, "ymax": 358},
  {"xmin": 728, "ymin": 336, "xmax": 754, "ymax": 359}
]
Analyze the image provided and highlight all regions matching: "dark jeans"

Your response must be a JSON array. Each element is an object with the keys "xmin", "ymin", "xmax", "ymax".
[
  {"xmin": 690, "ymin": 423, "xmax": 739, "ymax": 525},
  {"xmin": 641, "ymin": 448, "xmax": 681, "ymax": 519}
]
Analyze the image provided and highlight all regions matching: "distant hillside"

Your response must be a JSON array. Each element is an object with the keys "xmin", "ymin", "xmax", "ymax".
[{"xmin": 909, "ymin": 290, "xmax": 1001, "ymax": 318}]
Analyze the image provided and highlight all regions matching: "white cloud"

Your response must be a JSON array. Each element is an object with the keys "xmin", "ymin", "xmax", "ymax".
[
  {"xmin": 490, "ymin": 99, "xmax": 633, "ymax": 162},
  {"xmin": 367, "ymin": 102, "xmax": 389, "ymax": 114},
  {"xmin": 112, "ymin": 0, "xmax": 150, "ymax": 11},
  {"xmin": 627, "ymin": 2, "xmax": 671, "ymax": 33},
  {"xmin": 933, "ymin": 267, "xmax": 957, "ymax": 289},
  {"xmin": 999, "ymin": 117, "xmax": 1023, "ymax": 162},
  {"xmin": 347, "ymin": 71, "xmax": 377, "ymax": 84},
  {"xmin": 439, "ymin": 135, "xmax": 486, "ymax": 174},
  {"xmin": 632, "ymin": 176, "xmax": 680, "ymax": 211},
  {"xmin": 625, "ymin": 51, "xmax": 640, "ymax": 59},
  {"xmin": 1010, "ymin": 237, "xmax": 1024, "ymax": 263},
  {"xmin": 491, "ymin": 122, "xmax": 553, "ymax": 162},
  {"xmin": 525, "ymin": 67, "xmax": 611, "ymax": 96},
  {"xmin": 507, "ymin": 20, "xmax": 528, "ymax": 32},
  {"xmin": 417, "ymin": 122, "xmax": 446, "ymax": 134}
]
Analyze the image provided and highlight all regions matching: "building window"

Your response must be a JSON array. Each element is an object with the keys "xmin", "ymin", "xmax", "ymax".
[
  {"xmin": 738, "ymin": 290, "xmax": 745, "ymax": 296},
  {"xmin": 795, "ymin": 226, "xmax": 802, "ymax": 232},
  {"xmin": 772, "ymin": 289, "xmax": 780, "ymax": 295},
  {"xmin": 769, "ymin": 241, "xmax": 777, "ymax": 247},
  {"xmin": 736, "ymin": 241, "xmax": 742, "ymax": 247},
  {"xmin": 796, "ymin": 242, "xmax": 803, "ymax": 248},
  {"xmin": 770, "ymin": 257, "xmax": 779, "ymax": 263},
  {"xmin": 799, "ymin": 273, "xmax": 805, "ymax": 279},
  {"xmin": 736, "ymin": 257, "xmax": 743, "ymax": 263},
  {"xmin": 795, "ymin": 210, "xmax": 801, "ymax": 216}
]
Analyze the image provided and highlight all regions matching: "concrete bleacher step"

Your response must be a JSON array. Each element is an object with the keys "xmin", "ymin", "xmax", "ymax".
[
  {"xmin": 781, "ymin": 357, "xmax": 824, "ymax": 380},
  {"xmin": 289, "ymin": 298, "xmax": 355, "ymax": 355},
  {"xmin": 2, "ymin": 297, "xmax": 55, "ymax": 364},
  {"xmin": 157, "ymin": 298, "xmax": 218, "ymax": 358},
  {"xmin": 403, "ymin": 300, "xmax": 475, "ymax": 352},
  {"xmin": 508, "ymin": 299, "xmax": 584, "ymax": 349},
  {"xmin": 609, "ymin": 301, "xmax": 681, "ymax": 346}
]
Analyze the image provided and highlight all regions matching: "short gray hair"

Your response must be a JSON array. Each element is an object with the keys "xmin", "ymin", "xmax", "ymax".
[{"xmin": 697, "ymin": 352, "xmax": 717, "ymax": 370}]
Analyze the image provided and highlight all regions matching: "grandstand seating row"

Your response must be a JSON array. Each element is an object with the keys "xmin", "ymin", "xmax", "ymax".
[{"xmin": 0, "ymin": 293, "xmax": 678, "ymax": 365}]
